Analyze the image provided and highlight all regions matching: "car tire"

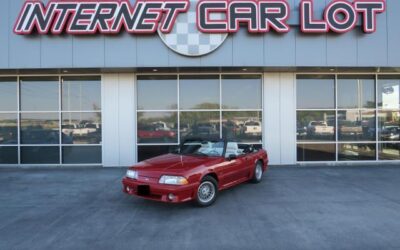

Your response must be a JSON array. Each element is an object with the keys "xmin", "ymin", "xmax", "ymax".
[
  {"xmin": 250, "ymin": 161, "xmax": 263, "ymax": 184},
  {"xmin": 195, "ymin": 176, "xmax": 218, "ymax": 207}
]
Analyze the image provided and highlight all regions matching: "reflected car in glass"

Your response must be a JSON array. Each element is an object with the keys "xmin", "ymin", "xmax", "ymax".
[
  {"xmin": 137, "ymin": 123, "xmax": 177, "ymax": 142},
  {"xmin": 381, "ymin": 126, "xmax": 400, "ymax": 141},
  {"xmin": 122, "ymin": 138, "xmax": 269, "ymax": 207},
  {"xmin": 307, "ymin": 121, "xmax": 334, "ymax": 137}
]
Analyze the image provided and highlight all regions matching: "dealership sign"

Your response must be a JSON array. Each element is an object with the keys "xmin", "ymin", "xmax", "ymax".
[{"xmin": 14, "ymin": 0, "xmax": 386, "ymax": 56}]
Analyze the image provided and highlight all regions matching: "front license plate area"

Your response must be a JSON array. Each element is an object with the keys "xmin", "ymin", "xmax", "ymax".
[{"xmin": 137, "ymin": 185, "xmax": 150, "ymax": 196}]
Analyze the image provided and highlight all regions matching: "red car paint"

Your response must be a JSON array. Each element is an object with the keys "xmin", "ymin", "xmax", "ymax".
[{"xmin": 122, "ymin": 146, "xmax": 268, "ymax": 203}]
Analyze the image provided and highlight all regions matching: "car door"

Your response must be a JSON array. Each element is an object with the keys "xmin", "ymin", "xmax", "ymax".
[
  {"xmin": 215, "ymin": 156, "xmax": 246, "ymax": 188},
  {"xmin": 236, "ymin": 153, "xmax": 254, "ymax": 179}
]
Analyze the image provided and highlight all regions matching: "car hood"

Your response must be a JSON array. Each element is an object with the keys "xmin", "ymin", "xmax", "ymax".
[{"xmin": 131, "ymin": 154, "xmax": 221, "ymax": 177}]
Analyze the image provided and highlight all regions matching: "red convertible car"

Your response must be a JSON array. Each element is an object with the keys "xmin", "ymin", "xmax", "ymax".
[{"xmin": 122, "ymin": 138, "xmax": 269, "ymax": 206}]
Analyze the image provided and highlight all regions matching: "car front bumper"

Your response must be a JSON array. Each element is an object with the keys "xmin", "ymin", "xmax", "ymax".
[{"xmin": 122, "ymin": 177, "xmax": 198, "ymax": 203}]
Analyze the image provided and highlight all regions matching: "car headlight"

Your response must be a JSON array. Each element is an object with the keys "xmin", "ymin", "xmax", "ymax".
[
  {"xmin": 126, "ymin": 170, "xmax": 138, "ymax": 179},
  {"xmin": 159, "ymin": 175, "xmax": 189, "ymax": 185}
]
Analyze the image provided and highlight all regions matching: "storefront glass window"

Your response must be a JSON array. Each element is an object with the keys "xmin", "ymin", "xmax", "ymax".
[
  {"xmin": 378, "ymin": 110, "xmax": 400, "ymax": 141},
  {"xmin": 137, "ymin": 74, "xmax": 263, "ymax": 161},
  {"xmin": 0, "ymin": 75, "xmax": 102, "ymax": 165},
  {"xmin": 222, "ymin": 75, "xmax": 262, "ymax": 109},
  {"xmin": 222, "ymin": 111, "xmax": 262, "ymax": 143},
  {"xmin": 180, "ymin": 76, "xmax": 219, "ymax": 110},
  {"xmin": 0, "ymin": 78, "xmax": 17, "ymax": 111},
  {"xmin": 137, "ymin": 112, "xmax": 178, "ymax": 143},
  {"xmin": 137, "ymin": 76, "xmax": 177, "ymax": 110},
  {"xmin": 337, "ymin": 76, "xmax": 375, "ymax": 109},
  {"xmin": 0, "ymin": 113, "xmax": 18, "ymax": 145},
  {"xmin": 20, "ymin": 113, "xmax": 60, "ymax": 144},
  {"xmin": 338, "ymin": 110, "xmax": 376, "ymax": 141},
  {"xmin": 62, "ymin": 76, "xmax": 101, "ymax": 111},
  {"xmin": 338, "ymin": 143, "xmax": 376, "ymax": 161},
  {"xmin": 62, "ymin": 146, "xmax": 102, "ymax": 164},
  {"xmin": 21, "ymin": 146, "xmax": 60, "ymax": 164},
  {"xmin": 180, "ymin": 111, "xmax": 220, "ymax": 141},
  {"xmin": 297, "ymin": 144, "xmax": 336, "ymax": 161},
  {"xmin": 378, "ymin": 143, "xmax": 400, "ymax": 160},
  {"xmin": 378, "ymin": 76, "xmax": 400, "ymax": 109},
  {"xmin": 61, "ymin": 112, "xmax": 101, "ymax": 144},
  {"xmin": 20, "ymin": 77, "xmax": 59, "ymax": 111},
  {"xmin": 296, "ymin": 111, "xmax": 336, "ymax": 142},
  {"xmin": 297, "ymin": 75, "xmax": 335, "ymax": 109},
  {"xmin": 297, "ymin": 75, "xmax": 379, "ymax": 162},
  {"xmin": 0, "ymin": 147, "xmax": 18, "ymax": 164}
]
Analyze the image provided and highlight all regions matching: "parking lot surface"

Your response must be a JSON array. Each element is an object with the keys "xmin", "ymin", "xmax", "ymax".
[{"xmin": 1, "ymin": 165, "xmax": 400, "ymax": 250}]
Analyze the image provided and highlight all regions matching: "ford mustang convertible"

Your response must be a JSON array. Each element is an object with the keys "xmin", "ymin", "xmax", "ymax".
[{"xmin": 122, "ymin": 138, "xmax": 269, "ymax": 207}]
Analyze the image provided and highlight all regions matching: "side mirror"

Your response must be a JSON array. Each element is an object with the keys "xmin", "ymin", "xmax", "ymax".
[{"xmin": 227, "ymin": 154, "xmax": 237, "ymax": 161}]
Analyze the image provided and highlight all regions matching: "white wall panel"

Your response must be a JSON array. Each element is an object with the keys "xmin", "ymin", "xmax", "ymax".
[
  {"xmin": 118, "ymin": 74, "xmax": 136, "ymax": 166},
  {"xmin": 264, "ymin": 73, "xmax": 281, "ymax": 165},
  {"xmin": 102, "ymin": 73, "xmax": 136, "ymax": 167},
  {"xmin": 263, "ymin": 73, "xmax": 296, "ymax": 165},
  {"xmin": 279, "ymin": 73, "xmax": 296, "ymax": 164}
]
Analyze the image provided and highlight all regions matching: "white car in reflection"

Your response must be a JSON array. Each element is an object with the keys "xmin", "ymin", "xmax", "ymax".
[
  {"xmin": 62, "ymin": 123, "xmax": 100, "ymax": 136},
  {"xmin": 307, "ymin": 121, "xmax": 334, "ymax": 136},
  {"xmin": 243, "ymin": 121, "xmax": 262, "ymax": 136}
]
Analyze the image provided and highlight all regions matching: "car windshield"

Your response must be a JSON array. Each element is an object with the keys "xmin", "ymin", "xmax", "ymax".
[{"xmin": 180, "ymin": 140, "xmax": 224, "ymax": 157}]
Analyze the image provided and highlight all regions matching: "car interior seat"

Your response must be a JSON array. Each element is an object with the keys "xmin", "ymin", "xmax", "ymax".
[{"xmin": 225, "ymin": 142, "xmax": 239, "ymax": 158}]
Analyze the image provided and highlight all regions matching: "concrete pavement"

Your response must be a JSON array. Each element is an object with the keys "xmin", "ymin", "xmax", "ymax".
[{"xmin": 1, "ymin": 165, "xmax": 400, "ymax": 250}]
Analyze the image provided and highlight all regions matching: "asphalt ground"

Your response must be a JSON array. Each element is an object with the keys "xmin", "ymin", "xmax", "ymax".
[{"xmin": 1, "ymin": 165, "xmax": 400, "ymax": 250}]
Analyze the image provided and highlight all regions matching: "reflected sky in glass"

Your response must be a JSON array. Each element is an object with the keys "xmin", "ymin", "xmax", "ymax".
[
  {"xmin": 62, "ymin": 77, "xmax": 101, "ymax": 111},
  {"xmin": 337, "ymin": 78, "xmax": 375, "ymax": 109},
  {"xmin": 222, "ymin": 76, "xmax": 262, "ymax": 109},
  {"xmin": 180, "ymin": 77, "xmax": 219, "ymax": 110},
  {"xmin": 20, "ymin": 78, "xmax": 59, "ymax": 111},
  {"xmin": 0, "ymin": 79, "xmax": 17, "ymax": 111},
  {"xmin": 297, "ymin": 77, "xmax": 335, "ymax": 109},
  {"xmin": 137, "ymin": 77, "xmax": 177, "ymax": 110}
]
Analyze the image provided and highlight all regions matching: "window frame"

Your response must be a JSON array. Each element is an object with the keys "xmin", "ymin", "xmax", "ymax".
[{"xmin": 0, "ymin": 75, "xmax": 102, "ymax": 166}]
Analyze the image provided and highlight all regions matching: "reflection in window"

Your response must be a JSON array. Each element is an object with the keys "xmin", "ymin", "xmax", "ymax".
[
  {"xmin": 20, "ymin": 113, "xmax": 59, "ymax": 144},
  {"xmin": 222, "ymin": 111, "xmax": 262, "ymax": 143},
  {"xmin": 136, "ymin": 74, "xmax": 263, "ymax": 161},
  {"xmin": 297, "ymin": 75, "xmax": 335, "ymax": 109},
  {"xmin": 378, "ymin": 111, "xmax": 400, "ymax": 141},
  {"xmin": 338, "ymin": 143, "xmax": 376, "ymax": 161},
  {"xmin": 338, "ymin": 110, "xmax": 375, "ymax": 141},
  {"xmin": 297, "ymin": 144, "xmax": 336, "ymax": 161},
  {"xmin": 138, "ymin": 145, "xmax": 179, "ymax": 162},
  {"xmin": 62, "ymin": 146, "xmax": 102, "ymax": 164},
  {"xmin": 379, "ymin": 143, "xmax": 400, "ymax": 160},
  {"xmin": 297, "ymin": 111, "xmax": 335, "ymax": 142},
  {"xmin": 62, "ymin": 112, "xmax": 101, "ymax": 144},
  {"xmin": 378, "ymin": 76, "xmax": 400, "ymax": 109},
  {"xmin": 0, "ymin": 78, "xmax": 17, "ymax": 111},
  {"xmin": 21, "ymin": 146, "xmax": 60, "ymax": 164},
  {"xmin": 137, "ymin": 76, "xmax": 177, "ymax": 110},
  {"xmin": 137, "ymin": 112, "xmax": 178, "ymax": 143},
  {"xmin": 180, "ymin": 75, "xmax": 219, "ymax": 110},
  {"xmin": 62, "ymin": 76, "xmax": 101, "ymax": 111},
  {"xmin": 222, "ymin": 75, "xmax": 262, "ymax": 109},
  {"xmin": 337, "ymin": 76, "xmax": 375, "ymax": 109},
  {"xmin": 180, "ymin": 112, "xmax": 220, "ymax": 141},
  {"xmin": 0, "ymin": 147, "xmax": 18, "ymax": 164},
  {"xmin": 0, "ymin": 113, "xmax": 18, "ymax": 144},
  {"xmin": 20, "ymin": 77, "xmax": 59, "ymax": 111}
]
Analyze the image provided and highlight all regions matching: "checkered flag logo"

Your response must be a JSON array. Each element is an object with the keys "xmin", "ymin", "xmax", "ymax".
[{"xmin": 158, "ymin": 0, "xmax": 228, "ymax": 56}]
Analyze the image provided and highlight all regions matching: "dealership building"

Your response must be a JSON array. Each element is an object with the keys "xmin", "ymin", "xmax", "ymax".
[{"xmin": 0, "ymin": 0, "xmax": 399, "ymax": 166}]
